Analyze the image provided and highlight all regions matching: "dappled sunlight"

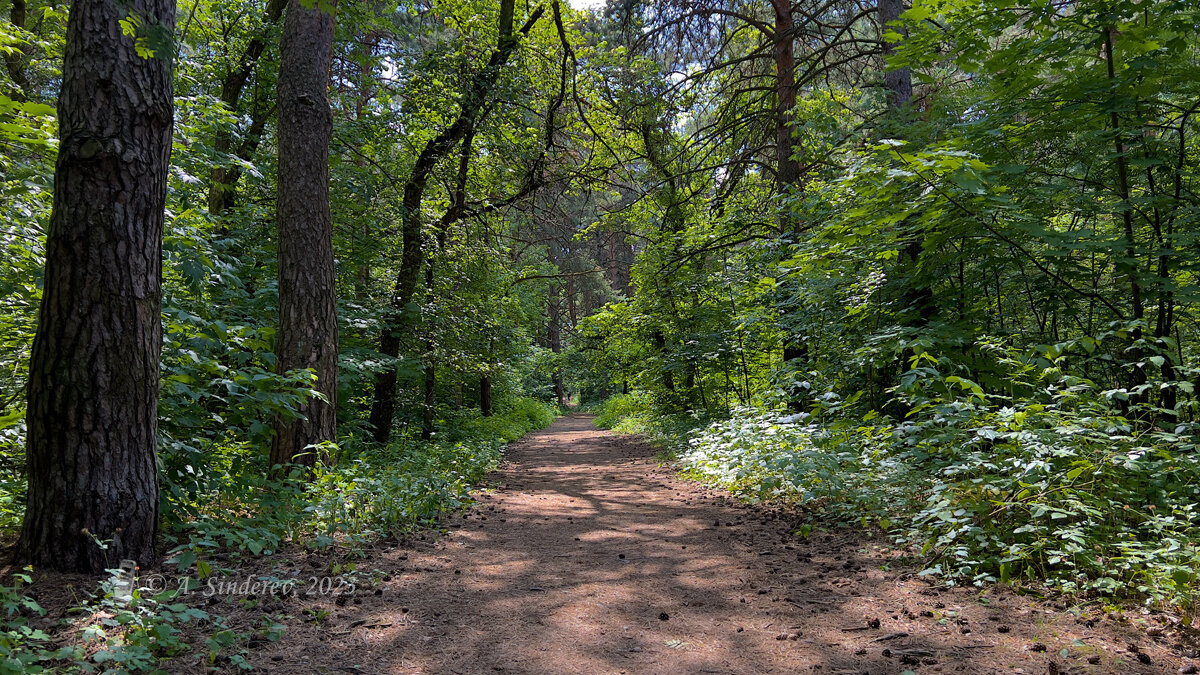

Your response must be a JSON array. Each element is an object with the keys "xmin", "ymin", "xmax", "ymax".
[{"xmin": 248, "ymin": 415, "xmax": 1172, "ymax": 674}]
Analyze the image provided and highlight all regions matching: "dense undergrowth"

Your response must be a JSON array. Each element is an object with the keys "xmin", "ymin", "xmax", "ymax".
[
  {"xmin": 592, "ymin": 350, "xmax": 1200, "ymax": 611},
  {"xmin": 163, "ymin": 396, "xmax": 557, "ymax": 556},
  {"xmin": 0, "ymin": 397, "xmax": 557, "ymax": 674}
]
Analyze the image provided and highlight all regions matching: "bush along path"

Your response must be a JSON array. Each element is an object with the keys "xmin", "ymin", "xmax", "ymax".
[{"xmin": 218, "ymin": 415, "xmax": 1188, "ymax": 674}]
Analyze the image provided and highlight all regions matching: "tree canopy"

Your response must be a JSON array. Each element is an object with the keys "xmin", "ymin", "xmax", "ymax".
[{"xmin": 0, "ymin": 0, "xmax": 1199, "ymax": 666}]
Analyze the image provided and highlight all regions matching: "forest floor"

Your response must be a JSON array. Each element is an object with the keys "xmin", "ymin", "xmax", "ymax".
[
  {"xmin": 21, "ymin": 415, "xmax": 1200, "ymax": 673},
  {"xmin": 232, "ymin": 414, "xmax": 1195, "ymax": 674}
]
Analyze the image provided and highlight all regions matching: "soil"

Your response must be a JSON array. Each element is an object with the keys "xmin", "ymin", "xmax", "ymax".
[{"xmin": 21, "ymin": 415, "xmax": 1200, "ymax": 673}]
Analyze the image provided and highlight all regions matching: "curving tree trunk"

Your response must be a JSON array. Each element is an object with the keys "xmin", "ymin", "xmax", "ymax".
[
  {"xmin": 368, "ymin": 0, "xmax": 545, "ymax": 443},
  {"xmin": 271, "ymin": 0, "xmax": 338, "ymax": 470},
  {"xmin": 208, "ymin": 0, "xmax": 287, "ymax": 215},
  {"xmin": 18, "ymin": 0, "xmax": 175, "ymax": 573}
]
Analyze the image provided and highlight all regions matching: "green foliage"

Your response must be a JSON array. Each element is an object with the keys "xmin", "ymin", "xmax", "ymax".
[
  {"xmin": 0, "ymin": 569, "xmax": 76, "ymax": 674},
  {"xmin": 307, "ymin": 437, "xmax": 502, "ymax": 538},
  {"xmin": 675, "ymin": 341, "xmax": 1200, "ymax": 606},
  {"xmin": 574, "ymin": 0, "xmax": 1200, "ymax": 610},
  {"xmin": 83, "ymin": 574, "xmax": 214, "ymax": 674},
  {"xmin": 680, "ymin": 410, "xmax": 917, "ymax": 519},
  {"xmin": 309, "ymin": 397, "xmax": 556, "ymax": 538},
  {"xmin": 161, "ymin": 397, "xmax": 556, "ymax": 563},
  {"xmin": 592, "ymin": 391, "xmax": 654, "ymax": 430},
  {"xmin": 453, "ymin": 397, "xmax": 558, "ymax": 444},
  {"xmin": 591, "ymin": 392, "xmax": 708, "ymax": 458}
]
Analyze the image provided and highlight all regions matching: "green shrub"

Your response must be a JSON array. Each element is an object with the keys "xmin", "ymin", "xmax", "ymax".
[
  {"xmin": 455, "ymin": 397, "xmax": 557, "ymax": 444},
  {"xmin": 680, "ymin": 410, "xmax": 919, "ymax": 521},
  {"xmin": 161, "ymin": 395, "xmax": 558, "ymax": 559},
  {"xmin": 675, "ymin": 344, "xmax": 1200, "ymax": 607},
  {"xmin": 307, "ymin": 437, "xmax": 505, "ymax": 538},
  {"xmin": 592, "ymin": 392, "xmax": 652, "ymax": 429},
  {"xmin": 591, "ymin": 392, "xmax": 698, "ymax": 454}
]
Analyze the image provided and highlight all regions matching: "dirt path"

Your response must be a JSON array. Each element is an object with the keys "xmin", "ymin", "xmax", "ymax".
[{"xmin": 264, "ymin": 415, "xmax": 1189, "ymax": 674}]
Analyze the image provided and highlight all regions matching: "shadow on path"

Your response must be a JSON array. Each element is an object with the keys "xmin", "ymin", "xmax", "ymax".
[{"xmin": 259, "ymin": 415, "xmax": 1179, "ymax": 674}]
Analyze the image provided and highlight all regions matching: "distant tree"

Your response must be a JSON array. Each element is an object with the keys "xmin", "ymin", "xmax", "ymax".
[{"xmin": 368, "ymin": 0, "xmax": 546, "ymax": 443}]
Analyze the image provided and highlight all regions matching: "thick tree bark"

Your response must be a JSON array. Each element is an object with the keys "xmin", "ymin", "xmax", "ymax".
[
  {"xmin": 18, "ymin": 0, "xmax": 175, "ymax": 573},
  {"xmin": 271, "ymin": 0, "xmax": 338, "ymax": 469},
  {"xmin": 368, "ymin": 0, "xmax": 545, "ymax": 443}
]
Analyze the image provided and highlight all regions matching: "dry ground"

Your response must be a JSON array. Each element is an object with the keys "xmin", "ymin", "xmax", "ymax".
[{"xmin": 22, "ymin": 415, "xmax": 1200, "ymax": 673}]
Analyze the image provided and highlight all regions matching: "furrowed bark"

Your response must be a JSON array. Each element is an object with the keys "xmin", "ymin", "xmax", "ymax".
[
  {"xmin": 18, "ymin": 0, "xmax": 175, "ymax": 573},
  {"xmin": 271, "ymin": 0, "xmax": 338, "ymax": 469}
]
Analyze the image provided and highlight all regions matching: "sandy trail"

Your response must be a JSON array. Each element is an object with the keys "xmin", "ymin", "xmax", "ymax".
[{"xmin": 261, "ymin": 415, "xmax": 1181, "ymax": 674}]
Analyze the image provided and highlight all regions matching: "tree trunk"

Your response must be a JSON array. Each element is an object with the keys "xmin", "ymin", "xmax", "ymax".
[
  {"xmin": 4, "ymin": 0, "xmax": 29, "ymax": 99},
  {"xmin": 548, "ymin": 286, "xmax": 566, "ymax": 406},
  {"xmin": 770, "ymin": 0, "xmax": 810, "ymax": 411},
  {"xmin": 770, "ymin": 0, "xmax": 799, "ymax": 192},
  {"xmin": 878, "ymin": 0, "xmax": 913, "ymax": 107},
  {"xmin": 420, "ymin": 129, "xmax": 472, "ymax": 441},
  {"xmin": 1104, "ymin": 27, "xmax": 1146, "ymax": 399},
  {"xmin": 421, "ymin": 249, "xmax": 438, "ymax": 441},
  {"xmin": 18, "ymin": 0, "xmax": 175, "ymax": 573},
  {"xmin": 880, "ymin": 0, "xmax": 933, "ymax": 348},
  {"xmin": 653, "ymin": 330, "xmax": 675, "ymax": 393},
  {"xmin": 480, "ymin": 375, "xmax": 493, "ymax": 417},
  {"xmin": 421, "ymin": 354, "xmax": 435, "ymax": 440},
  {"xmin": 271, "ymin": 0, "xmax": 338, "ymax": 470}
]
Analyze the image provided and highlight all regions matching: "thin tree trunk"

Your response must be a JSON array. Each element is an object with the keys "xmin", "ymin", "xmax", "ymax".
[
  {"xmin": 1104, "ymin": 27, "xmax": 1146, "ymax": 398},
  {"xmin": 878, "ymin": 0, "xmax": 912, "ymax": 107},
  {"xmin": 549, "ymin": 293, "xmax": 566, "ymax": 405},
  {"xmin": 18, "ymin": 0, "xmax": 175, "ymax": 573},
  {"xmin": 208, "ymin": 0, "xmax": 287, "ymax": 214},
  {"xmin": 4, "ymin": 0, "xmax": 29, "ymax": 99},
  {"xmin": 271, "ymin": 0, "xmax": 338, "ymax": 469},
  {"xmin": 421, "ymin": 129, "xmax": 474, "ymax": 440},
  {"xmin": 480, "ymin": 374, "xmax": 493, "ymax": 417},
  {"xmin": 421, "ymin": 345, "xmax": 435, "ymax": 440}
]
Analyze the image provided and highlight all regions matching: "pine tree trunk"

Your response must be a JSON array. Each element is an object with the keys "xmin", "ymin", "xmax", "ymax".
[
  {"xmin": 770, "ymin": 0, "xmax": 811, "ymax": 411},
  {"xmin": 18, "ymin": 0, "xmax": 175, "ymax": 573},
  {"xmin": 770, "ymin": 0, "xmax": 799, "ymax": 192},
  {"xmin": 878, "ymin": 0, "xmax": 913, "ymax": 107},
  {"xmin": 271, "ymin": 0, "xmax": 338, "ymax": 469}
]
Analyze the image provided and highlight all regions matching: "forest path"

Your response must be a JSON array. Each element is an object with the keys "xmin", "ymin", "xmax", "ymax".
[{"xmin": 270, "ymin": 415, "xmax": 1176, "ymax": 674}]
